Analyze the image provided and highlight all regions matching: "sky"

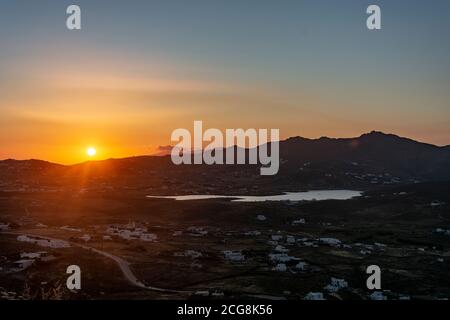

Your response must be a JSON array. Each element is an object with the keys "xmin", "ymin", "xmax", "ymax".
[{"xmin": 1, "ymin": 0, "xmax": 449, "ymax": 164}]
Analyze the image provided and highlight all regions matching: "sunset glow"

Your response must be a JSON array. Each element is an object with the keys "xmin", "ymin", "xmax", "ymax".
[
  {"xmin": 87, "ymin": 147, "xmax": 97, "ymax": 157},
  {"xmin": 0, "ymin": 1, "xmax": 449, "ymax": 165}
]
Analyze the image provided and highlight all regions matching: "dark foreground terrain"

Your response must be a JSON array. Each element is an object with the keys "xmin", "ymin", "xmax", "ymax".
[{"xmin": 0, "ymin": 182, "xmax": 449, "ymax": 300}]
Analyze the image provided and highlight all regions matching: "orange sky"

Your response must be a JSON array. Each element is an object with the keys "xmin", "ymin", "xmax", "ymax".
[
  {"xmin": 1, "ymin": 52, "xmax": 448, "ymax": 164},
  {"xmin": 1, "ymin": 2, "xmax": 450, "ymax": 164},
  {"xmin": 1, "ymin": 58, "xmax": 449, "ymax": 164}
]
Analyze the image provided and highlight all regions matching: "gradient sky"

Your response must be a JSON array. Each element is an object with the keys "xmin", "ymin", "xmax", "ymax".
[{"xmin": 1, "ymin": 0, "xmax": 449, "ymax": 164}]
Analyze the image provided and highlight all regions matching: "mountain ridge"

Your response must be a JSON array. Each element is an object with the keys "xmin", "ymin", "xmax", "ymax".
[
  {"xmin": 1, "ymin": 131, "xmax": 450, "ymax": 194},
  {"xmin": 2, "ymin": 131, "xmax": 449, "ymax": 166}
]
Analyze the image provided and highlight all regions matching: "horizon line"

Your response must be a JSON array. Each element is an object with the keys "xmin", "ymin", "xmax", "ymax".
[{"xmin": 1, "ymin": 130, "xmax": 449, "ymax": 167}]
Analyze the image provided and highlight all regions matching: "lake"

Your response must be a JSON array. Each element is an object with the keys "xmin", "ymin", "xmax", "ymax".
[{"xmin": 146, "ymin": 190, "xmax": 362, "ymax": 202}]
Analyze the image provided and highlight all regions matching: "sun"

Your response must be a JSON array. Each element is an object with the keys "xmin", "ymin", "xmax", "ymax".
[{"xmin": 86, "ymin": 147, "xmax": 97, "ymax": 157}]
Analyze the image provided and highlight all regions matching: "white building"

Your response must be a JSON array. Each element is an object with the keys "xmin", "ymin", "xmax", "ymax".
[
  {"xmin": 292, "ymin": 219, "xmax": 306, "ymax": 225},
  {"xmin": 80, "ymin": 234, "xmax": 91, "ymax": 242},
  {"xmin": 275, "ymin": 263, "xmax": 287, "ymax": 272},
  {"xmin": 295, "ymin": 261, "xmax": 308, "ymax": 270},
  {"xmin": 17, "ymin": 235, "xmax": 70, "ymax": 248},
  {"xmin": 223, "ymin": 250, "xmax": 245, "ymax": 261},
  {"xmin": 269, "ymin": 253, "xmax": 298, "ymax": 263},
  {"xmin": 304, "ymin": 292, "xmax": 325, "ymax": 300},
  {"xmin": 324, "ymin": 277, "xmax": 348, "ymax": 293},
  {"xmin": 0, "ymin": 223, "xmax": 10, "ymax": 231},
  {"xmin": 319, "ymin": 238, "xmax": 342, "ymax": 246},
  {"xmin": 274, "ymin": 245, "xmax": 289, "ymax": 253},
  {"xmin": 12, "ymin": 259, "xmax": 34, "ymax": 272},
  {"xmin": 286, "ymin": 236, "xmax": 296, "ymax": 244},
  {"xmin": 370, "ymin": 291, "xmax": 387, "ymax": 300}
]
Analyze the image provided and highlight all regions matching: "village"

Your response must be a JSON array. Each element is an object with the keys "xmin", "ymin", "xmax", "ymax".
[{"xmin": 0, "ymin": 184, "xmax": 449, "ymax": 300}]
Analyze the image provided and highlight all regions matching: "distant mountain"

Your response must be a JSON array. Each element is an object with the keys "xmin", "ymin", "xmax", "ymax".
[
  {"xmin": 0, "ymin": 159, "xmax": 65, "ymax": 179},
  {"xmin": 1, "ymin": 131, "xmax": 450, "ymax": 194},
  {"xmin": 280, "ymin": 131, "xmax": 450, "ymax": 181}
]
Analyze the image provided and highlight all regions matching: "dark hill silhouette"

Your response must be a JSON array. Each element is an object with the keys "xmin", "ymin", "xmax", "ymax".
[
  {"xmin": 280, "ymin": 131, "xmax": 450, "ymax": 180},
  {"xmin": 1, "ymin": 131, "xmax": 449, "ymax": 194}
]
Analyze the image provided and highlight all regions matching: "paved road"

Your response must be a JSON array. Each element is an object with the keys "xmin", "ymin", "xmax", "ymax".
[{"xmin": 1, "ymin": 231, "xmax": 191, "ymax": 294}]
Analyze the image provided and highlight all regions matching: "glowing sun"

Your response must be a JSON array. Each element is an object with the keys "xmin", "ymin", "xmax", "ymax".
[{"xmin": 86, "ymin": 147, "xmax": 97, "ymax": 157}]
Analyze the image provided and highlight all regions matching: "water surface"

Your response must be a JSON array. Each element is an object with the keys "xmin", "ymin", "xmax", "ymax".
[{"xmin": 147, "ymin": 190, "xmax": 362, "ymax": 202}]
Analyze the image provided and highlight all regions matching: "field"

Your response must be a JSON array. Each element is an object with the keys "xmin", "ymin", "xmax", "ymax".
[{"xmin": 1, "ymin": 182, "xmax": 449, "ymax": 300}]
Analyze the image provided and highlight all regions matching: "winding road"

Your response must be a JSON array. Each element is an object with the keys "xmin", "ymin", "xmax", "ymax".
[{"xmin": 1, "ymin": 231, "xmax": 191, "ymax": 294}]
